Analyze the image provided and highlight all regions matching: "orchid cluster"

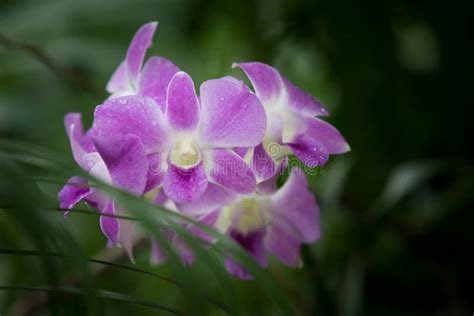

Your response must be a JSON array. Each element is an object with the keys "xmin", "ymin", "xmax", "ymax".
[{"xmin": 58, "ymin": 22, "xmax": 349, "ymax": 279}]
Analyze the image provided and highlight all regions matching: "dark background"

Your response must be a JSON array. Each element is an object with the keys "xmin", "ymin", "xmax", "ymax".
[{"xmin": 1, "ymin": 0, "xmax": 473, "ymax": 315}]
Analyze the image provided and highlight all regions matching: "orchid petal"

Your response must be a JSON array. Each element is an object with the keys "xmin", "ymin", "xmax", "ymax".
[
  {"xmin": 58, "ymin": 176, "xmax": 94, "ymax": 214},
  {"xmin": 64, "ymin": 113, "xmax": 95, "ymax": 170},
  {"xmin": 233, "ymin": 62, "xmax": 283, "ymax": 104},
  {"xmin": 144, "ymin": 153, "xmax": 166, "ymax": 193},
  {"xmin": 225, "ymin": 229, "xmax": 267, "ymax": 279},
  {"xmin": 257, "ymin": 157, "xmax": 288, "ymax": 194},
  {"xmin": 271, "ymin": 168, "xmax": 321, "ymax": 243},
  {"xmin": 137, "ymin": 56, "xmax": 179, "ymax": 111},
  {"xmin": 207, "ymin": 148, "xmax": 257, "ymax": 194},
  {"xmin": 264, "ymin": 223, "xmax": 302, "ymax": 267},
  {"xmin": 165, "ymin": 71, "xmax": 200, "ymax": 131},
  {"xmin": 287, "ymin": 136, "xmax": 329, "ymax": 167},
  {"xmin": 176, "ymin": 183, "xmax": 237, "ymax": 215},
  {"xmin": 126, "ymin": 22, "xmax": 158, "ymax": 85},
  {"xmin": 283, "ymin": 77, "xmax": 329, "ymax": 117},
  {"xmin": 106, "ymin": 61, "xmax": 132, "ymax": 94},
  {"xmin": 100, "ymin": 201, "xmax": 120, "ymax": 245},
  {"xmin": 116, "ymin": 205, "xmax": 136, "ymax": 262},
  {"xmin": 305, "ymin": 117, "xmax": 351, "ymax": 154},
  {"xmin": 94, "ymin": 95, "xmax": 169, "ymax": 153},
  {"xmin": 150, "ymin": 238, "xmax": 167, "ymax": 265},
  {"xmin": 199, "ymin": 77, "xmax": 266, "ymax": 148},
  {"xmin": 163, "ymin": 162, "xmax": 208, "ymax": 203},
  {"xmin": 92, "ymin": 133, "xmax": 148, "ymax": 195},
  {"xmin": 252, "ymin": 143, "xmax": 276, "ymax": 181}
]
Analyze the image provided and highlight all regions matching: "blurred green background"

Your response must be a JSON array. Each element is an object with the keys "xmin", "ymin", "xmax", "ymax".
[{"xmin": 1, "ymin": 0, "xmax": 473, "ymax": 315}]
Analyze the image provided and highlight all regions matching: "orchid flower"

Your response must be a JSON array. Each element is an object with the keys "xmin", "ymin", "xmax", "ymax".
[
  {"xmin": 57, "ymin": 113, "xmax": 150, "ymax": 258},
  {"xmin": 106, "ymin": 21, "xmax": 179, "ymax": 111},
  {"xmin": 177, "ymin": 165, "xmax": 319, "ymax": 279},
  {"xmin": 93, "ymin": 71, "xmax": 267, "ymax": 203},
  {"xmin": 233, "ymin": 62, "xmax": 350, "ymax": 177}
]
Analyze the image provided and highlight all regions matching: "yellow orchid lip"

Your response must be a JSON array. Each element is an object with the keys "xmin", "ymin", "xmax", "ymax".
[{"xmin": 169, "ymin": 139, "xmax": 201, "ymax": 168}]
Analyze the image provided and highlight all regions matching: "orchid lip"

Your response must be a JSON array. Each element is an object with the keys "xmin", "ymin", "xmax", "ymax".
[
  {"xmin": 218, "ymin": 197, "xmax": 271, "ymax": 235},
  {"xmin": 169, "ymin": 139, "xmax": 201, "ymax": 169}
]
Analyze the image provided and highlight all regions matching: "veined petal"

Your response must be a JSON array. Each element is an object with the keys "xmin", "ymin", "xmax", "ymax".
[
  {"xmin": 137, "ymin": 56, "xmax": 179, "ymax": 111},
  {"xmin": 207, "ymin": 148, "xmax": 257, "ymax": 194},
  {"xmin": 271, "ymin": 168, "xmax": 321, "ymax": 243},
  {"xmin": 283, "ymin": 77, "xmax": 329, "ymax": 117},
  {"xmin": 58, "ymin": 176, "xmax": 94, "ymax": 214},
  {"xmin": 176, "ymin": 183, "xmax": 237, "ymax": 215},
  {"xmin": 93, "ymin": 95, "xmax": 169, "ymax": 153},
  {"xmin": 165, "ymin": 71, "xmax": 200, "ymax": 131},
  {"xmin": 106, "ymin": 61, "xmax": 132, "ymax": 94},
  {"xmin": 163, "ymin": 162, "xmax": 208, "ymax": 203},
  {"xmin": 100, "ymin": 201, "xmax": 120, "ymax": 245},
  {"xmin": 126, "ymin": 22, "xmax": 158, "ymax": 85},
  {"xmin": 233, "ymin": 62, "xmax": 284, "ymax": 104},
  {"xmin": 199, "ymin": 77, "xmax": 266, "ymax": 148},
  {"xmin": 305, "ymin": 117, "xmax": 350, "ymax": 154},
  {"xmin": 264, "ymin": 223, "xmax": 302, "ymax": 267},
  {"xmin": 92, "ymin": 133, "xmax": 148, "ymax": 195}
]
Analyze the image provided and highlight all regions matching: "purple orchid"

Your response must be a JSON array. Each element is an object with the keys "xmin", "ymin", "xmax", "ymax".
[
  {"xmin": 57, "ymin": 113, "xmax": 149, "ymax": 258},
  {"xmin": 57, "ymin": 22, "xmax": 351, "ymax": 278},
  {"xmin": 106, "ymin": 21, "xmax": 180, "ymax": 110},
  {"xmin": 93, "ymin": 71, "xmax": 267, "ymax": 204},
  {"xmin": 233, "ymin": 62, "xmax": 350, "ymax": 177},
  {"xmin": 178, "ymin": 166, "xmax": 320, "ymax": 279}
]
